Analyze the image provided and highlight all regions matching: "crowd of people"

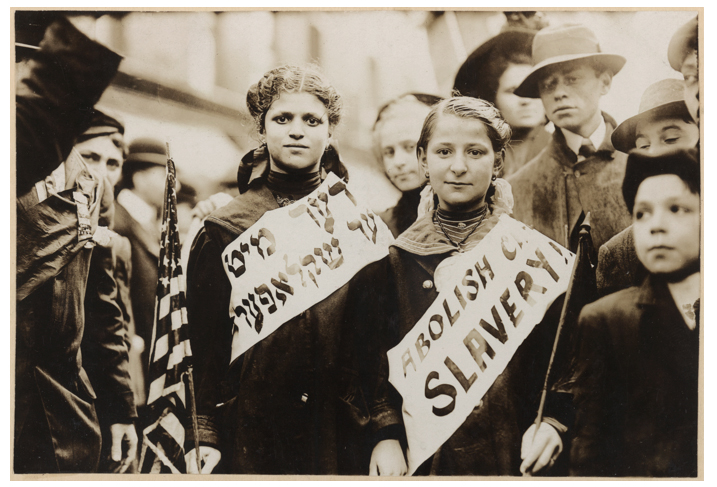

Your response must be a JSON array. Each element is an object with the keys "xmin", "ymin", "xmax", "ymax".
[{"xmin": 14, "ymin": 11, "xmax": 700, "ymax": 478}]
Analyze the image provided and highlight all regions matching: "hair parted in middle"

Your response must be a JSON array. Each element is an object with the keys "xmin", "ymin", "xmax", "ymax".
[
  {"xmin": 246, "ymin": 64, "xmax": 344, "ymax": 136},
  {"xmin": 416, "ymin": 96, "xmax": 512, "ymax": 175}
]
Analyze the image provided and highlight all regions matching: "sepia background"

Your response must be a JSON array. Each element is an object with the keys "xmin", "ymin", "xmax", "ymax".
[{"xmin": 26, "ymin": 9, "xmax": 698, "ymax": 215}]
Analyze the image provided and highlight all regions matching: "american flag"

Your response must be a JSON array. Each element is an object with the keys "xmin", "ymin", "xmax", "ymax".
[{"xmin": 139, "ymin": 151, "xmax": 196, "ymax": 474}]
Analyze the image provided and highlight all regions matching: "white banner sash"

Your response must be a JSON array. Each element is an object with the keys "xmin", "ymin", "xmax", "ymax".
[
  {"xmin": 387, "ymin": 215, "xmax": 575, "ymax": 474},
  {"xmin": 222, "ymin": 172, "xmax": 394, "ymax": 362}
]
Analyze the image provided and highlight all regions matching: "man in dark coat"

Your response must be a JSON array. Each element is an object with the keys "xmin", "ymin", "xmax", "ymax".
[
  {"xmin": 508, "ymin": 24, "xmax": 632, "ymax": 252},
  {"xmin": 14, "ymin": 14, "xmax": 136, "ymax": 473},
  {"xmin": 113, "ymin": 138, "xmax": 168, "ymax": 402}
]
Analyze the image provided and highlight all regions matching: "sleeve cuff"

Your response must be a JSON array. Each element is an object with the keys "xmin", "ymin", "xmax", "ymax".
[
  {"xmin": 184, "ymin": 414, "xmax": 221, "ymax": 451},
  {"xmin": 542, "ymin": 417, "xmax": 568, "ymax": 435}
]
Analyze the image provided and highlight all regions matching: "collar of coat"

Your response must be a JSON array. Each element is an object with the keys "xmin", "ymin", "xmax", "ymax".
[
  {"xmin": 551, "ymin": 111, "xmax": 619, "ymax": 168},
  {"xmin": 236, "ymin": 144, "xmax": 349, "ymax": 194},
  {"xmin": 393, "ymin": 205, "xmax": 509, "ymax": 256},
  {"xmin": 203, "ymin": 181, "xmax": 279, "ymax": 247}
]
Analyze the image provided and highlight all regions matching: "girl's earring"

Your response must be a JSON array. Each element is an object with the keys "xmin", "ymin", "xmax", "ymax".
[{"xmin": 491, "ymin": 174, "xmax": 497, "ymax": 181}]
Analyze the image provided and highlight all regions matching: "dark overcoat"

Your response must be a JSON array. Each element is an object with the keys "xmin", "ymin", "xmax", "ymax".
[
  {"xmin": 185, "ymin": 162, "xmax": 393, "ymax": 475},
  {"xmin": 568, "ymin": 276, "xmax": 699, "ymax": 477},
  {"xmin": 361, "ymin": 209, "xmax": 571, "ymax": 476},
  {"xmin": 14, "ymin": 17, "xmax": 134, "ymax": 473},
  {"xmin": 112, "ymin": 200, "xmax": 160, "ymax": 393},
  {"xmin": 595, "ymin": 225, "xmax": 647, "ymax": 296},
  {"xmin": 507, "ymin": 114, "xmax": 632, "ymax": 252}
]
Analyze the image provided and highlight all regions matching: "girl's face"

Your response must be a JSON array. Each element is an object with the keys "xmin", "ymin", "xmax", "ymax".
[
  {"xmin": 264, "ymin": 92, "xmax": 331, "ymax": 174},
  {"xmin": 420, "ymin": 114, "xmax": 498, "ymax": 212},
  {"xmin": 377, "ymin": 104, "xmax": 430, "ymax": 192},
  {"xmin": 494, "ymin": 63, "xmax": 545, "ymax": 129}
]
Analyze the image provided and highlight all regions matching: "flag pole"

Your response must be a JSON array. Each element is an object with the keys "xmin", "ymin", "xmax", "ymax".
[
  {"xmin": 529, "ymin": 212, "xmax": 592, "ymax": 468},
  {"xmin": 187, "ymin": 366, "xmax": 202, "ymax": 473},
  {"xmin": 165, "ymin": 143, "xmax": 201, "ymax": 473}
]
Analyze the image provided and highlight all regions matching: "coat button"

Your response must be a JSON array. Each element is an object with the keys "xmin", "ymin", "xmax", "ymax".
[
  {"xmin": 574, "ymin": 170, "xmax": 581, "ymax": 178},
  {"xmin": 423, "ymin": 280, "xmax": 433, "ymax": 289}
]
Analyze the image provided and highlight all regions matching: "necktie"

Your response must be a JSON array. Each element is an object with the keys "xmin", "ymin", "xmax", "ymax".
[{"xmin": 578, "ymin": 139, "xmax": 597, "ymax": 160}]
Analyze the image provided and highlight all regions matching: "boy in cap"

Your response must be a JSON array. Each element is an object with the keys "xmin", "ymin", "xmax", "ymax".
[
  {"xmin": 669, "ymin": 16, "xmax": 699, "ymax": 124},
  {"xmin": 507, "ymin": 23, "xmax": 632, "ymax": 251},
  {"xmin": 596, "ymin": 79, "xmax": 699, "ymax": 295},
  {"xmin": 567, "ymin": 148, "xmax": 700, "ymax": 477}
]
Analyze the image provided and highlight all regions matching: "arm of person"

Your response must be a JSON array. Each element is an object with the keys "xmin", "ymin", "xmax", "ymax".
[
  {"xmin": 566, "ymin": 304, "xmax": 621, "ymax": 476},
  {"xmin": 348, "ymin": 257, "xmax": 407, "ymax": 476},
  {"xmin": 519, "ymin": 421, "xmax": 565, "ymax": 475},
  {"xmin": 82, "ymin": 235, "xmax": 138, "ymax": 473},
  {"xmin": 16, "ymin": 15, "xmax": 122, "ymax": 194},
  {"xmin": 185, "ymin": 446, "xmax": 222, "ymax": 474},
  {"xmin": 183, "ymin": 227, "xmax": 236, "ymax": 473},
  {"xmin": 369, "ymin": 439, "xmax": 407, "ymax": 476}
]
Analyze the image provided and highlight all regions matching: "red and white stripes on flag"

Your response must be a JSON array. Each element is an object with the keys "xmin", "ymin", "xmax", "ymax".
[{"xmin": 139, "ymin": 155, "xmax": 194, "ymax": 474}]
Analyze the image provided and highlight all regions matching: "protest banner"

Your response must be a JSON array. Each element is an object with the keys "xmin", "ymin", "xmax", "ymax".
[
  {"xmin": 387, "ymin": 214, "xmax": 575, "ymax": 474},
  {"xmin": 222, "ymin": 172, "xmax": 394, "ymax": 362}
]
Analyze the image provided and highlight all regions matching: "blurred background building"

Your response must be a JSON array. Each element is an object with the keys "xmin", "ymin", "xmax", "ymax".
[{"xmin": 39, "ymin": 9, "xmax": 697, "ymax": 212}]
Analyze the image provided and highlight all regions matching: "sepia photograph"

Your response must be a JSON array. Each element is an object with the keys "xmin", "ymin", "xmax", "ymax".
[{"xmin": 11, "ymin": 7, "xmax": 703, "ymax": 479}]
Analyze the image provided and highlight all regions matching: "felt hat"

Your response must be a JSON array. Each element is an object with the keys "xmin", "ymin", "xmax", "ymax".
[
  {"xmin": 125, "ymin": 137, "xmax": 168, "ymax": 167},
  {"xmin": 453, "ymin": 29, "xmax": 536, "ymax": 102},
  {"xmin": 514, "ymin": 23, "xmax": 626, "ymax": 98},
  {"xmin": 668, "ymin": 16, "xmax": 698, "ymax": 71},
  {"xmin": 612, "ymin": 79, "xmax": 692, "ymax": 153},
  {"xmin": 622, "ymin": 147, "xmax": 699, "ymax": 213}
]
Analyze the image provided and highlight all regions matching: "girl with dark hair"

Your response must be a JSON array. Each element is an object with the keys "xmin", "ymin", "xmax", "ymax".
[
  {"xmin": 373, "ymin": 93, "xmax": 443, "ymax": 236},
  {"xmin": 453, "ymin": 30, "xmax": 550, "ymax": 177},
  {"xmin": 184, "ymin": 64, "xmax": 402, "ymax": 476}
]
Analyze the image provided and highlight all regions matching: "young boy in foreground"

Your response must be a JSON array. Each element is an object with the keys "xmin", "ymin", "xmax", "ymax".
[{"xmin": 568, "ymin": 148, "xmax": 700, "ymax": 477}]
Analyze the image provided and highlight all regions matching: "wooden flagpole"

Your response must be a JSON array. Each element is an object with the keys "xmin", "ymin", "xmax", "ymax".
[{"xmin": 529, "ymin": 212, "xmax": 593, "ymax": 473}]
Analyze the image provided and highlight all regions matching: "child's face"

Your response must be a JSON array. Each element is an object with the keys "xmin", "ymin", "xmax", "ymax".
[
  {"xmin": 264, "ymin": 92, "xmax": 331, "ymax": 174},
  {"xmin": 378, "ymin": 104, "xmax": 430, "ymax": 192},
  {"xmin": 633, "ymin": 174, "xmax": 700, "ymax": 275},
  {"xmin": 538, "ymin": 61, "xmax": 611, "ymax": 135},
  {"xmin": 495, "ymin": 63, "xmax": 545, "ymax": 129},
  {"xmin": 634, "ymin": 116, "xmax": 699, "ymax": 154},
  {"xmin": 76, "ymin": 134, "xmax": 124, "ymax": 188},
  {"xmin": 419, "ymin": 114, "xmax": 497, "ymax": 212}
]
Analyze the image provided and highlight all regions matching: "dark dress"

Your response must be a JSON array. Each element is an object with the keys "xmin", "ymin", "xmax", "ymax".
[
  {"xmin": 359, "ymin": 206, "xmax": 572, "ymax": 475},
  {"xmin": 568, "ymin": 276, "xmax": 699, "ymax": 477},
  {"xmin": 185, "ymin": 155, "xmax": 392, "ymax": 475}
]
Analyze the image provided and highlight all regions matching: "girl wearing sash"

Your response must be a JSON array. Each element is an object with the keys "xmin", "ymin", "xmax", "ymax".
[
  {"xmin": 184, "ymin": 64, "xmax": 402, "ymax": 475},
  {"xmin": 360, "ymin": 97, "xmax": 572, "ymax": 475}
]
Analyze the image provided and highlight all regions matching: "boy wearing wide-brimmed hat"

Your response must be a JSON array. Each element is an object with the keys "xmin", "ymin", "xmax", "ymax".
[
  {"xmin": 507, "ymin": 23, "xmax": 632, "ymax": 252},
  {"xmin": 596, "ymin": 79, "xmax": 699, "ymax": 295},
  {"xmin": 567, "ymin": 148, "xmax": 700, "ymax": 477}
]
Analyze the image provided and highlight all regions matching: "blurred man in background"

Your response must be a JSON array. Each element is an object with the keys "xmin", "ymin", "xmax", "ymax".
[{"xmin": 113, "ymin": 138, "xmax": 172, "ymax": 404}]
